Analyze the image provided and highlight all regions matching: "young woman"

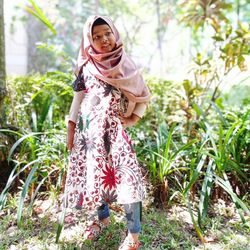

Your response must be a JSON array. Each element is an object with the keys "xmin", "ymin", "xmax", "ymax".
[{"xmin": 65, "ymin": 15, "xmax": 150, "ymax": 250}]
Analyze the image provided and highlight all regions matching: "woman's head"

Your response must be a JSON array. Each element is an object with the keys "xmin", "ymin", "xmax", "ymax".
[
  {"xmin": 76, "ymin": 15, "xmax": 123, "ymax": 72},
  {"xmin": 76, "ymin": 15, "xmax": 150, "ymax": 108},
  {"xmin": 91, "ymin": 18, "xmax": 116, "ymax": 53}
]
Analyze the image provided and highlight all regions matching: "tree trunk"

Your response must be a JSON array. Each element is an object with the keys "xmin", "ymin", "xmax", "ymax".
[
  {"xmin": 0, "ymin": 0, "xmax": 14, "ymax": 192},
  {"xmin": 0, "ymin": 0, "xmax": 7, "ymax": 127}
]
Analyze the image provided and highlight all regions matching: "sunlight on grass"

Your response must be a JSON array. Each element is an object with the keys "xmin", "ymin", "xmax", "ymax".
[{"xmin": 0, "ymin": 197, "xmax": 249, "ymax": 250}]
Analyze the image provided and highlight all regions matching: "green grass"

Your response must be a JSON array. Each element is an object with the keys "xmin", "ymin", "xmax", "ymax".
[{"xmin": 0, "ymin": 199, "xmax": 249, "ymax": 250}]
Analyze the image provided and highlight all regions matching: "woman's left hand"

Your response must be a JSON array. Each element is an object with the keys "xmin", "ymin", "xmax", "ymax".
[{"xmin": 119, "ymin": 114, "xmax": 140, "ymax": 128}]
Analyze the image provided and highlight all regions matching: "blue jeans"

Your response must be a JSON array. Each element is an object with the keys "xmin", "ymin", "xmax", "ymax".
[{"xmin": 97, "ymin": 202, "xmax": 141, "ymax": 234}]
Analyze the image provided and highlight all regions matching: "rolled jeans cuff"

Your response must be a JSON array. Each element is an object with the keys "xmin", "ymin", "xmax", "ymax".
[{"xmin": 97, "ymin": 203, "xmax": 110, "ymax": 220}]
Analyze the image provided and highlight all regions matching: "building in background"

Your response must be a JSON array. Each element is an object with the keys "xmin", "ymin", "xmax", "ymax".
[{"xmin": 4, "ymin": 0, "xmax": 28, "ymax": 75}]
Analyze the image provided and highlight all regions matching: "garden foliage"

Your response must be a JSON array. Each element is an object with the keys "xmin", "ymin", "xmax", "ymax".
[{"xmin": 0, "ymin": 0, "xmax": 249, "ymax": 242}]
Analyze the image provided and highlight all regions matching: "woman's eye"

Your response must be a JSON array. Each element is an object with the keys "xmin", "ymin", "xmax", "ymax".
[
  {"xmin": 106, "ymin": 32, "xmax": 111, "ymax": 36},
  {"xmin": 94, "ymin": 36, "xmax": 100, "ymax": 40}
]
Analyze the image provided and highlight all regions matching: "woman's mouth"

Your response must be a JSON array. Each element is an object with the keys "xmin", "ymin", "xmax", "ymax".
[{"xmin": 101, "ymin": 44, "xmax": 110, "ymax": 49}]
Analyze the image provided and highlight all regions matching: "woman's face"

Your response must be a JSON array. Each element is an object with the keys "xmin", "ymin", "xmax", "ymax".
[{"xmin": 92, "ymin": 24, "xmax": 116, "ymax": 53}]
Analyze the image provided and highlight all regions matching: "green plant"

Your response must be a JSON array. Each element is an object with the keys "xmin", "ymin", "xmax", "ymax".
[
  {"xmin": 0, "ymin": 128, "xmax": 68, "ymax": 225},
  {"xmin": 136, "ymin": 122, "xmax": 197, "ymax": 204},
  {"xmin": 178, "ymin": 0, "xmax": 233, "ymax": 31},
  {"xmin": 5, "ymin": 72, "xmax": 73, "ymax": 131},
  {"xmin": 177, "ymin": 1, "xmax": 250, "ymax": 131},
  {"xmin": 22, "ymin": 0, "xmax": 56, "ymax": 35},
  {"xmin": 181, "ymin": 107, "xmax": 250, "ymax": 239}
]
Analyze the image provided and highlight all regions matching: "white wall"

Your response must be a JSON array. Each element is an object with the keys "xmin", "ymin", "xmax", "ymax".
[{"xmin": 4, "ymin": 0, "xmax": 28, "ymax": 75}]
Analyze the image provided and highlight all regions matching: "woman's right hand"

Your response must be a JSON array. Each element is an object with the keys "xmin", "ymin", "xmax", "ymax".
[{"xmin": 67, "ymin": 121, "xmax": 76, "ymax": 151}]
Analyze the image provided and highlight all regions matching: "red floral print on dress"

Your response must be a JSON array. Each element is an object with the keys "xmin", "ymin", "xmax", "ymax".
[
  {"xmin": 64, "ymin": 68, "xmax": 146, "ymax": 213},
  {"xmin": 101, "ymin": 165, "xmax": 118, "ymax": 189}
]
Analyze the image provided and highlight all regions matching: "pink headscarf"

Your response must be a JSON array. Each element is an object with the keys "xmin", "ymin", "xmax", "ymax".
[{"xmin": 75, "ymin": 15, "xmax": 150, "ymax": 116}]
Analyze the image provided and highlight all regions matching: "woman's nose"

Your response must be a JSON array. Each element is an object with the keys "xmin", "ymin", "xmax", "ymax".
[{"xmin": 102, "ymin": 35, "xmax": 108, "ymax": 42}]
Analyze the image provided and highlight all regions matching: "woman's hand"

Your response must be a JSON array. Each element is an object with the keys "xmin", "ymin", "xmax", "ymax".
[
  {"xmin": 119, "ymin": 114, "xmax": 140, "ymax": 128},
  {"xmin": 67, "ymin": 121, "xmax": 76, "ymax": 151}
]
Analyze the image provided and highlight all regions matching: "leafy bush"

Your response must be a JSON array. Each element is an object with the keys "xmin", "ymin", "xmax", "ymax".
[
  {"xmin": 1, "ymin": 72, "xmax": 249, "ymax": 240},
  {"xmin": 5, "ymin": 71, "xmax": 73, "ymax": 131},
  {"xmin": 0, "ymin": 129, "xmax": 68, "ymax": 225},
  {"xmin": 128, "ymin": 75, "xmax": 250, "ymax": 241},
  {"xmin": 1, "ymin": 71, "xmax": 74, "ymax": 225}
]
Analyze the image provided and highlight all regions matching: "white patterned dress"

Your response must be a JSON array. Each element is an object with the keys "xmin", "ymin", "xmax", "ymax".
[{"xmin": 64, "ymin": 69, "xmax": 146, "ymax": 213}]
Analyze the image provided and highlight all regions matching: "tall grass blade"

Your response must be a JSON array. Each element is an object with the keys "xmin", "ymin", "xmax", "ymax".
[
  {"xmin": 36, "ymin": 96, "xmax": 53, "ymax": 131},
  {"xmin": 198, "ymin": 159, "xmax": 215, "ymax": 225},
  {"xmin": 7, "ymin": 132, "xmax": 42, "ymax": 161},
  {"xmin": 17, "ymin": 164, "xmax": 39, "ymax": 226},
  {"xmin": 0, "ymin": 159, "xmax": 40, "ymax": 211},
  {"xmin": 211, "ymin": 102, "xmax": 227, "ymax": 126},
  {"xmin": 56, "ymin": 202, "xmax": 66, "ymax": 243},
  {"xmin": 185, "ymin": 193, "xmax": 206, "ymax": 243},
  {"xmin": 183, "ymin": 154, "xmax": 207, "ymax": 195},
  {"xmin": 28, "ymin": 169, "xmax": 57, "ymax": 212},
  {"xmin": 214, "ymin": 175, "xmax": 250, "ymax": 222},
  {"xmin": 171, "ymin": 139, "xmax": 198, "ymax": 159}
]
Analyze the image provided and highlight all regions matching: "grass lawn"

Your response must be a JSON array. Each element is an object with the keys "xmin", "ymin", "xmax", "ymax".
[{"xmin": 0, "ymin": 196, "xmax": 249, "ymax": 250}]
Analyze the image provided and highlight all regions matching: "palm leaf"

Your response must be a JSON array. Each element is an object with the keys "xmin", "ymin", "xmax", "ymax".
[{"xmin": 22, "ymin": 0, "xmax": 56, "ymax": 35}]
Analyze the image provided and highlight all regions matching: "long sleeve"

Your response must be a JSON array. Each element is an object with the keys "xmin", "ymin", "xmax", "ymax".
[
  {"xmin": 68, "ymin": 91, "xmax": 85, "ymax": 123},
  {"xmin": 132, "ymin": 102, "xmax": 147, "ymax": 118}
]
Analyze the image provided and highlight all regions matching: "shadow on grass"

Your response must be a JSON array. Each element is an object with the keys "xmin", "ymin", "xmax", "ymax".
[{"xmin": 0, "ymin": 205, "xmax": 249, "ymax": 250}]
